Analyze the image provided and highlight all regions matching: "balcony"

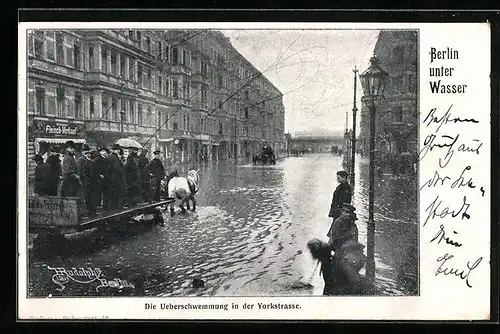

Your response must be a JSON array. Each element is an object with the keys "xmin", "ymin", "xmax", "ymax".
[
  {"xmin": 29, "ymin": 58, "xmax": 84, "ymax": 81},
  {"xmin": 85, "ymin": 119, "xmax": 155, "ymax": 135},
  {"xmin": 155, "ymin": 94, "xmax": 172, "ymax": 105},
  {"xmin": 105, "ymin": 30, "xmax": 138, "ymax": 49},
  {"xmin": 85, "ymin": 72, "xmax": 137, "ymax": 91},
  {"xmin": 137, "ymin": 87, "xmax": 157, "ymax": 100},
  {"xmin": 170, "ymin": 64, "xmax": 192, "ymax": 76},
  {"xmin": 159, "ymin": 129, "xmax": 192, "ymax": 140},
  {"xmin": 191, "ymin": 72, "xmax": 210, "ymax": 85}
]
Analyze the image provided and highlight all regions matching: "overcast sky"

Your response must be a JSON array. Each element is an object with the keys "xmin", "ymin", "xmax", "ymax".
[{"xmin": 222, "ymin": 29, "xmax": 380, "ymax": 136}]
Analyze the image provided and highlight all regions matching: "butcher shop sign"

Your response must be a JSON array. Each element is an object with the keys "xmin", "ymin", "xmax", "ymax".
[{"xmin": 32, "ymin": 120, "xmax": 85, "ymax": 137}]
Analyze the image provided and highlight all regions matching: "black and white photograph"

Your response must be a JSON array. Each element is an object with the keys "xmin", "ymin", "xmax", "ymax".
[{"xmin": 23, "ymin": 27, "xmax": 420, "ymax": 299}]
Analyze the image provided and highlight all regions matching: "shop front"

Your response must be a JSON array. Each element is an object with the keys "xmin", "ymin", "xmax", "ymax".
[
  {"xmin": 30, "ymin": 119, "xmax": 87, "ymax": 154},
  {"xmin": 28, "ymin": 118, "xmax": 87, "ymax": 179}
]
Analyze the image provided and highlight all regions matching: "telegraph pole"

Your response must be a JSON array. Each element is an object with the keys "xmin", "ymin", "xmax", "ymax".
[
  {"xmin": 343, "ymin": 103, "xmax": 350, "ymax": 167},
  {"xmin": 350, "ymin": 66, "xmax": 358, "ymax": 189}
]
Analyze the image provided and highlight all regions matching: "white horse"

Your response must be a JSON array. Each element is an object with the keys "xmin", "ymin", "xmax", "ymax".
[{"xmin": 162, "ymin": 170, "xmax": 199, "ymax": 217}]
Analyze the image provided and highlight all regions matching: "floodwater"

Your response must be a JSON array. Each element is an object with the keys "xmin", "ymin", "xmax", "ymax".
[{"xmin": 28, "ymin": 153, "xmax": 418, "ymax": 297}]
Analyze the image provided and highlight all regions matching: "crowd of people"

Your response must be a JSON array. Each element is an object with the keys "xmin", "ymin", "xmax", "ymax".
[
  {"xmin": 33, "ymin": 140, "xmax": 167, "ymax": 217},
  {"xmin": 307, "ymin": 170, "xmax": 368, "ymax": 296}
]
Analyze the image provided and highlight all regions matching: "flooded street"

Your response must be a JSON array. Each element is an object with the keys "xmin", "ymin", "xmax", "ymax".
[{"xmin": 28, "ymin": 153, "xmax": 418, "ymax": 297}]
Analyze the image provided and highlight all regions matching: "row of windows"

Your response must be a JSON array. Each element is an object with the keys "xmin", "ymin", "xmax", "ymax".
[
  {"xmin": 29, "ymin": 31, "xmax": 279, "ymax": 96},
  {"xmin": 30, "ymin": 86, "xmax": 281, "ymax": 136}
]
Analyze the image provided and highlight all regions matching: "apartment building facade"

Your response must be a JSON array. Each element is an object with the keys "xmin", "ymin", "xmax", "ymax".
[
  {"xmin": 357, "ymin": 30, "xmax": 418, "ymax": 171},
  {"xmin": 26, "ymin": 29, "xmax": 286, "ymax": 175}
]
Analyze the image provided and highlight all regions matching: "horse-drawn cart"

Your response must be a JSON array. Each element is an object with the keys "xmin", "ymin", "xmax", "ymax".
[
  {"xmin": 28, "ymin": 196, "xmax": 174, "ymax": 246},
  {"xmin": 252, "ymin": 145, "xmax": 277, "ymax": 165}
]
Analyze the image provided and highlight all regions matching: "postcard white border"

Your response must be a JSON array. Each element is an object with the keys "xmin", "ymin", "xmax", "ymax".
[{"xmin": 18, "ymin": 21, "xmax": 491, "ymax": 320}]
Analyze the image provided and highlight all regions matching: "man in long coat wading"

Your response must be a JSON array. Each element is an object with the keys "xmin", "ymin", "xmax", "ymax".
[
  {"xmin": 147, "ymin": 149, "xmax": 165, "ymax": 202},
  {"xmin": 327, "ymin": 170, "xmax": 352, "ymax": 238}
]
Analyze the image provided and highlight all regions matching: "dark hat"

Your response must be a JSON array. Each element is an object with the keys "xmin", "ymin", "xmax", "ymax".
[
  {"xmin": 153, "ymin": 149, "xmax": 161, "ymax": 155},
  {"xmin": 99, "ymin": 146, "xmax": 109, "ymax": 153},
  {"xmin": 34, "ymin": 154, "xmax": 44, "ymax": 162},
  {"xmin": 111, "ymin": 143, "xmax": 121, "ymax": 150},
  {"xmin": 341, "ymin": 203, "xmax": 356, "ymax": 212},
  {"xmin": 65, "ymin": 140, "xmax": 76, "ymax": 148},
  {"xmin": 81, "ymin": 144, "xmax": 91, "ymax": 152}
]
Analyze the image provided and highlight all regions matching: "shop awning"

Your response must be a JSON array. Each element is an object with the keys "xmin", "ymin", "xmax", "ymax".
[{"xmin": 202, "ymin": 141, "xmax": 210, "ymax": 145}]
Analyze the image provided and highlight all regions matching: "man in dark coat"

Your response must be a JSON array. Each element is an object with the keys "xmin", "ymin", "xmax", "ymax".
[
  {"xmin": 33, "ymin": 154, "xmax": 52, "ymax": 196},
  {"xmin": 309, "ymin": 204, "xmax": 366, "ymax": 296},
  {"xmin": 104, "ymin": 144, "xmax": 126, "ymax": 210},
  {"xmin": 124, "ymin": 147, "xmax": 142, "ymax": 207},
  {"xmin": 91, "ymin": 147, "xmax": 108, "ymax": 210},
  {"xmin": 76, "ymin": 145, "xmax": 95, "ymax": 216},
  {"xmin": 327, "ymin": 170, "xmax": 352, "ymax": 237},
  {"xmin": 147, "ymin": 149, "xmax": 165, "ymax": 202},
  {"xmin": 137, "ymin": 148, "xmax": 150, "ymax": 202},
  {"xmin": 61, "ymin": 141, "xmax": 82, "ymax": 197},
  {"xmin": 45, "ymin": 145, "xmax": 62, "ymax": 196}
]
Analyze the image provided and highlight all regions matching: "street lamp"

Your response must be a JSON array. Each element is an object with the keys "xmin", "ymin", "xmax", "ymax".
[
  {"xmin": 351, "ymin": 67, "xmax": 359, "ymax": 189},
  {"xmin": 359, "ymin": 54, "xmax": 388, "ymax": 283},
  {"xmin": 120, "ymin": 109, "xmax": 126, "ymax": 134}
]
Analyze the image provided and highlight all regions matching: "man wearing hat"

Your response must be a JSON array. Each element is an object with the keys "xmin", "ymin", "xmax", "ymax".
[
  {"xmin": 137, "ymin": 148, "xmax": 150, "ymax": 202},
  {"xmin": 124, "ymin": 147, "xmax": 142, "ymax": 206},
  {"xmin": 147, "ymin": 149, "xmax": 165, "ymax": 202},
  {"xmin": 328, "ymin": 170, "xmax": 352, "ymax": 234},
  {"xmin": 33, "ymin": 154, "xmax": 52, "ymax": 196},
  {"xmin": 61, "ymin": 140, "xmax": 82, "ymax": 197},
  {"xmin": 327, "ymin": 203, "xmax": 359, "ymax": 250},
  {"xmin": 76, "ymin": 145, "xmax": 95, "ymax": 216},
  {"xmin": 91, "ymin": 147, "xmax": 109, "ymax": 209},
  {"xmin": 104, "ymin": 144, "xmax": 126, "ymax": 210},
  {"xmin": 45, "ymin": 145, "xmax": 62, "ymax": 196}
]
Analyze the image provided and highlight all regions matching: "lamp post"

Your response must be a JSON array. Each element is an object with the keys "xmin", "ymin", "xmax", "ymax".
[
  {"xmin": 350, "ymin": 66, "xmax": 358, "ymax": 189},
  {"xmin": 359, "ymin": 54, "xmax": 388, "ymax": 283}
]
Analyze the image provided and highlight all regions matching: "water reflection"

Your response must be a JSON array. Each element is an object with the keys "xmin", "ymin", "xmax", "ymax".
[{"xmin": 28, "ymin": 154, "xmax": 418, "ymax": 297}]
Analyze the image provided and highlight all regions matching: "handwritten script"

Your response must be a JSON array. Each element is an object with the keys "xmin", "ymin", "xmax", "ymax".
[{"xmin": 422, "ymin": 50, "xmax": 486, "ymax": 290}]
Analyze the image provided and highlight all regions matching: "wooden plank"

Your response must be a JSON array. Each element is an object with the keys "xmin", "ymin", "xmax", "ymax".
[
  {"xmin": 28, "ymin": 196, "xmax": 83, "ymax": 227},
  {"xmin": 79, "ymin": 199, "xmax": 175, "ymax": 227}
]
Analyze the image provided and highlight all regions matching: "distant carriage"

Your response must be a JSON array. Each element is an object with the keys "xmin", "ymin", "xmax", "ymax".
[
  {"xmin": 252, "ymin": 145, "xmax": 276, "ymax": 165},
  {"xmin": 331, "ymin": 145, "xmax": 340, "ymax": 155}
]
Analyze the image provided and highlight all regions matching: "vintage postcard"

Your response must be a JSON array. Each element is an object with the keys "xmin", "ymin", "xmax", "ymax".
[{"xmin": 17, "ymin": 21, "xmax": 491, "ymax": 320}]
